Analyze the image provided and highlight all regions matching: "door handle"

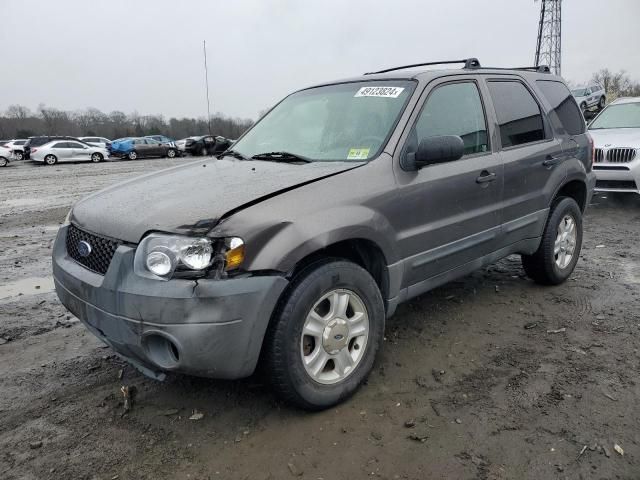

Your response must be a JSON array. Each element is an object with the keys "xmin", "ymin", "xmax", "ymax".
[
  {"xmin": 476, "ymin": 171, "xmax": 497, "ymax": 184},
  {"xmin": 543, "ymin": 155, "xmax": 562, "ymax": 167}
]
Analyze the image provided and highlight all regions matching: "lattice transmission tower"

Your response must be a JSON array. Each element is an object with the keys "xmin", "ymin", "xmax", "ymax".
[{"xmin": 534, "ymin": 0, "xmax": 562, "ymax": 76}]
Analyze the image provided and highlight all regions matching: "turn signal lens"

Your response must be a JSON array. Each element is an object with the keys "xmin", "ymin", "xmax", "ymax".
[{"xmin": 225, "ymin": 237, "xmax": 245, "ymax": 271}]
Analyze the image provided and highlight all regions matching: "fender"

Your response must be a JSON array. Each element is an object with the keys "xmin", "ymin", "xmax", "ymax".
[{"xmin": 236, "ymin": 204, "xmax": 400, "ymax": 273}]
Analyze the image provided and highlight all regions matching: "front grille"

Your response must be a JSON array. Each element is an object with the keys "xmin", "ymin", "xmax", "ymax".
[
  {"xmin": 605, "ymin": 148, "xmax": 636, "ymax": 163},
  {"xmin": 66, "ymin": 224, "xmax": 122, "ymax": 275},
  {"xmin": 595, "ymin": 179, "xmax": 638, "ymax": 190},
  {"xmin": 594, "ymin": 148, "xmax": 605, "ymax": 163}
]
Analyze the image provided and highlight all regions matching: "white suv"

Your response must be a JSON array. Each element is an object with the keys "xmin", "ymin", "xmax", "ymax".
[
  {"xmin": 589, "ymin": 97, "xmax": 640, "ymax": 194},
  {"xmin": 572, "ymin": 84, "xmax": 606, "ymax": 112}
]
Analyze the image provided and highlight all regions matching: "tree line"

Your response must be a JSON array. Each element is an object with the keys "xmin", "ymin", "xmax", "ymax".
[
  {"xmin": 577, "ymin": 68, "xmax": 640, "ymax": 98},
  {"xmin": 0, "ymin": 104, "xmax": 254, "ymax": 141}
]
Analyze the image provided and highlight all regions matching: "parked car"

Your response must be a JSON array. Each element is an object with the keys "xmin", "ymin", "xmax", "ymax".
[
  {"xmin": 176, "ymin": 135, "xmax": 232, "ymax": 156},
  {"xmin": 53, "ymin": 59, "xmax": 594, "ymax": 410},
  {"xmin": 572, "ymin": 84, "xmax": 606, "ymax": 113},
  {"xmin": 23, "ymin": 136, "xmax": 92, "ymax": 160},
  {"xmin": 0, "ymin": 145, "xmax": 13, "ymax": 167},
  {"xmin": 5, "ymin": 139, "xmax": 28, "ymax": 160},
  {"xmin": 31, "ymin": 140, "xmax": 109, "ymax": 165},
  {"xmin": 79, "ymin": 136, "xmax": 111, "ymax": 148},
  {"xmin": 145, "ymin": 135, "xmax": 176, "ymax": 147},
  {"xmin": 588, "ymin": 96, "xmax": 640, "ymax": 194},
  {"xmin": 109, "ymin": 137, "xmax": 178, "ymax": 160}
]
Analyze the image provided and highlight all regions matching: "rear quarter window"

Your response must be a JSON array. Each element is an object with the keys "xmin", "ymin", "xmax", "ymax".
[{"xmin": 536, "ymin": 80, "xmax": 585, "ymax": 136}]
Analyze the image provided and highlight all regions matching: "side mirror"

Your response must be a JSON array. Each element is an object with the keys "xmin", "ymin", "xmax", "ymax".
[{"xmin": 405, "ymin": 135, "xmax": 465, "ymax": 170}]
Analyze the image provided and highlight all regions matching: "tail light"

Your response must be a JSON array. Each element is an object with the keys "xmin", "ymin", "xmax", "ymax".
[{"xmin": 31, "ymin": 148, "xmax": 38, "ymax": 154}]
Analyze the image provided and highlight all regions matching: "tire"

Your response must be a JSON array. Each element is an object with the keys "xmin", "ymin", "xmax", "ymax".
[
  {"xmin": 44, "ymin": 154, "xmax": 57, "ymax": 165},
  {"xmin": 200, "ymin": 147, "xmax": 208, "ymax": 156},
  {"xmin": 91, "ymin": 152, "xmax": 103, "ymax": 163},
  {"xmin": 127, "ymin": 151, "xmax": 138, "ymax": 160},
  {"xmin": 0, "ymin": 157, "xmax": 8, "ymax": 167},
  {"xmin": 599, "ymin": 96, "xmax": 606, "ymax": 110},
  {"xmin": 265, "ymin": 259, "xmax": 385, "ymax": 410},
  {"xmin": 15, "ymin": 151, "xmax": 24, "ymax": 161},
  {"xmin": 521, "ymin": 197, "xmax": 583, "ymax": 285},
  {"xmin": 167, "ymin": 148, "xmax": 176, "ymax": 158}
]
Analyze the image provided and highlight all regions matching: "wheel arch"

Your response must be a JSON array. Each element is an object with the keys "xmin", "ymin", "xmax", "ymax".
[{"xmin": 553, "ymin": 178, "xmax": 588, "ymax": 212}]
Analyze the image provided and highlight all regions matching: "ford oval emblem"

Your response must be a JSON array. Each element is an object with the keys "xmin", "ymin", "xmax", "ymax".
[{"xmin": 78, "ymin": 240, "xmax": 92, "ymax": 257}]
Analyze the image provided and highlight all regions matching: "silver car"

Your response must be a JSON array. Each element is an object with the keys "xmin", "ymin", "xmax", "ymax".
[
  {"xmin": 589, "ymin": 97, "xmax": 640, "ymax": 194},
  {"xmin": 572, "ymin": 84, "xmax": 606, "ymax": 112},
  {"xmin": 79, "ymin": 136, "xmax": 111, "ymax": 148},
  {"xmin": 31, "ymin": 140, "xmax": 110, "ymax": 165}
]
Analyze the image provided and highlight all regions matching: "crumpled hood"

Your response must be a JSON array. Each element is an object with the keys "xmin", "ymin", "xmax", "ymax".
[
  {"xmin": 589, "ymin": 128, "xmax": 640, "ymax": 147},
  {"xmin": 72, "ymin": 158, "xmax": 362, "ymax": 243}
]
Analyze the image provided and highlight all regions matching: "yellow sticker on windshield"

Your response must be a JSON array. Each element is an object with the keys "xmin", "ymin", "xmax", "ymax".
[{"xmin": 347, "ymin": 148, "xmax": 370, "ymax": 160}]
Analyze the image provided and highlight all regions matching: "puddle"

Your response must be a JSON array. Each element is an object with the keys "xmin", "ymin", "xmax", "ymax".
[{"xmin": 0, "ymin": 276, "xmax": 55, "ymax": 300}]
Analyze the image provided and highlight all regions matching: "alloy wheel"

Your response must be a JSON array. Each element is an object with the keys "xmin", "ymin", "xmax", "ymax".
[
  {"xmin": 554, "ymin": 214, "xmax": 577, "ymax": 269},
  {"xmin": 300, "ymin": 288, "xmax": 369, "ymax": 385}
]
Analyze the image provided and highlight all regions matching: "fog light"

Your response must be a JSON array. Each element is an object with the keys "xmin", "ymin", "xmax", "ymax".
[{"xmin": 146, "ymin": 251, "xmax": 172, "ymax": 276}]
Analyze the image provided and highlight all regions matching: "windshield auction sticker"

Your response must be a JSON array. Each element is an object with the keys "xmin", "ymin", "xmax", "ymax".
[
  {"xmin": 354, "ymin": 86, "xmax": 405, "ymax": 98},
  {"xmin": 347, "ymin": 148, "xmax": 370, "ymax": 160}
]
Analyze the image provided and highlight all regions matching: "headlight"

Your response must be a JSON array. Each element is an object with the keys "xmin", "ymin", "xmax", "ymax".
[{"xmin": 134, "ymin": 233, "xmax": 244, "ymax": 280}]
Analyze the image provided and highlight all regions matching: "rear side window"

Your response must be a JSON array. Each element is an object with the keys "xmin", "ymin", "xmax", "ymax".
[
  {"xmin": 488, "ymin": 81, "xmax": 545, "ymax": 148},
  {"xmin": 536, "ymin": 80, "xmax": 585, "ymax": 135},
  {"xmin": 52, "ymin": 142, "xmax": 69, "ymax": 148}
]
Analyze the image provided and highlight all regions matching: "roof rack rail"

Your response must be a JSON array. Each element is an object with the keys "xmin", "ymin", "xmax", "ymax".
[
  {"xmin": 364, "ymin": 58, "xmax": 481, "ymax": 75},
  {"xmin": 513, "ymin": 65, "xmax": 551, "ymax": 73}
]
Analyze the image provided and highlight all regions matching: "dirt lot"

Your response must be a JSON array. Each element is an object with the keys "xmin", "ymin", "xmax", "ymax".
[{"xmin": 1, "ymin": 158, "xmax": 639, "ymax": 480}]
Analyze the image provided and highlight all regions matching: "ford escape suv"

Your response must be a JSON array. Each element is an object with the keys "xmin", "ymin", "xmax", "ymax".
[{"xmin": 53, "ymin": 58, "xmax": 595, "ymax": 410}]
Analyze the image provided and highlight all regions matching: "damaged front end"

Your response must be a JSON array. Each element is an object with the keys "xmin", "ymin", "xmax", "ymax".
[{"xmin": 52, "ymin": 223, "xmax": 289, "ymax": 381}]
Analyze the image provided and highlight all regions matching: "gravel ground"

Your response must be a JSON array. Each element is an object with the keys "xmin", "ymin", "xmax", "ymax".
[{"xmin": 1, "ymin": 159, "xmax": 639, "ymax": 480}]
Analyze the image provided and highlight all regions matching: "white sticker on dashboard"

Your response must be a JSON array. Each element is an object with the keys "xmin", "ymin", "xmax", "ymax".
[{"xmin": 354, "ymin": 86, "xmax": 405, "ymax": 98}]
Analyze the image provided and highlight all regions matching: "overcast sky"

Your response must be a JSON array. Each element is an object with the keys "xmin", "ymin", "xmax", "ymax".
[{"xmin": 1, "ymin": 0, "xmax": 639, "ymax": 120}]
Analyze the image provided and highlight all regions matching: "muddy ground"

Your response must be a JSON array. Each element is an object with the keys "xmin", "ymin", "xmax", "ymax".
[{"xmin": 1, "ymin": 158, "xmax": 639, "ymax": 480}]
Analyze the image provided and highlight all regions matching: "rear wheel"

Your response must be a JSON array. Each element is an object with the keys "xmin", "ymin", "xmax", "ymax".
[
  {"xmin": 599, "ymin": 96, "xmax": 606, "ymax": 110},
  {"xmin": 522, "ymin": 197, "xmax": 583, "ymax": 285},
  {"xmin": 265, "ymin": 259, "xmax": 385, "ymax": 410},
  {"xmin": 44, "ymin": 154, "xmax": 57, "ymax": 165},
  {"xmin": 91, "ymin": 152, "xmax": 103, "ymax": 163},
  {"xmin": 127, "ymin": 151, "xmax": 138, "ymax": 160},
  {"xmin": 15, "ymin": 151, "xmax": 24, "ymax": 160}
]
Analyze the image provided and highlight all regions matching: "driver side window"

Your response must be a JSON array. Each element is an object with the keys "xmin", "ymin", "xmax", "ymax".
[{"xmin": 408, "ymin": 82, "xmax": 489, "ymax": 158}]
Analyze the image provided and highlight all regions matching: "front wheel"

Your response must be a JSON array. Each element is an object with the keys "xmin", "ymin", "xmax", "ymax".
[
  {"xmin": 599, "ymin": 96, "xmax": 606, "ymax": 110},
  {"xmin": 265, "ymin": 259, "xmax": 385, "ymax": 410},
  {"xmin": 127, "ymin": 151, "xmax": 138, "ymax": 160},
  {"xmin": 167, "ymin": 148, "xmax": 176, "ymax": 158},
  {"xmin": 0, "ymin": 157, "xmax": 8, "ymax": 167},
  {"xmin": 44, "ymin": 154, "xmax": 57, "ymax": 165},
  {"xmin": 522, "ymin": 197, "xmax": 583, "ymax": 285},
  {"xmin": 91, "ymin": 153, "xmax": 103, "ymax": 163}
]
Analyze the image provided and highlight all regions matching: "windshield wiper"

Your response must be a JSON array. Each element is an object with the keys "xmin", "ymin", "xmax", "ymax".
[
  {"xmin": 218, "ymin": 149, "xmax": 248, "ymax": 160},
  {"xmin": 251, "ymin": 151, "xmax": 311, "ymax": 163}
]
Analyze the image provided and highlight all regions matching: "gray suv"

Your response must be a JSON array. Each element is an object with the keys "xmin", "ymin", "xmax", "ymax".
[{"xmin": 53, "ymin": 59, "xmax": 595, "ymax": 410}]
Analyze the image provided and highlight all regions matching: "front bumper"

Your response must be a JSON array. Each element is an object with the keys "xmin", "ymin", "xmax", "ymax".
[
  {"xmin": 53, "ymin": 225, "xmax": 289, "ymax": 379},
  {"xmin": 593, "ymin": 159, "xmax": 640, "ymax": 193}
]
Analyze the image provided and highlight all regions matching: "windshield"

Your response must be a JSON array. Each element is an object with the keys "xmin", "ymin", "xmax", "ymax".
[
  {"xmin": 589, "ymin": 103, "xmax": 640, "ymax": 129},
  {"xmin": 232, "ymin": 80, "xmax": 416, "ymax": 162},
  {"xmin": 571, "ymin": 89, "xmax": 587, "ymax": 97}
]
